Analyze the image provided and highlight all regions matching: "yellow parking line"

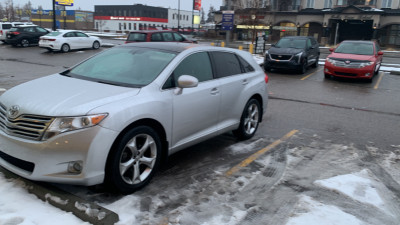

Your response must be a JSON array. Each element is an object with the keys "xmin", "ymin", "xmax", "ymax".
[
  {"xmin": 374, "ymin": 72, "xmax": 384, "ymax": 90},
  {"xmin": 301, "ymin": 68, "xmax": 323, "ymax": 80},
  {"xmin": 225, "ymin": 130, "xmax": 299, "ymax": 177}
]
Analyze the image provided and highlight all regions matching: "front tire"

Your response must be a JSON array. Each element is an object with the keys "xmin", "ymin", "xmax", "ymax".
[
  {"xmin": 105, "ymin": 126, "xmax": 162, "ymax": 194},
  {"xmin": 92, "ymin": 41, "xmax": 100, "ymax": 49},
  {"xmin": 233, "ymin": 99, "xmax": 261, "ymax": 140},
  {"xmin": 299, "ymin": 59, "xmax": 307, "ymax": 74},
  {"xmin": 312, "ymin": 56, "xmax": 319, "ymax": 68}
]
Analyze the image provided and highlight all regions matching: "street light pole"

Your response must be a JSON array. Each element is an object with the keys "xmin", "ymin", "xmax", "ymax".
[
  {"xmin": 178, "ymin": 0, "xmax": 180, "ymax": 32},
  {"xmin": 52, "ymin": 0, "xmax": 56, "ymax": 31},
  {"xmin": 226, "ymin": 0, "xmax": 231, "ymax": 45}
]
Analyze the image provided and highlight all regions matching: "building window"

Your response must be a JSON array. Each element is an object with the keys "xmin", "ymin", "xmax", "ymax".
[
  {"xmin": 134, "ymin": 23, "xmax": 137, "ymax": 30},
  {"xmin": 324, "ymin": 0, "xmax": 332, "ymax": 8},
  {"xmin": 129, "ymin": 23, "xmax": 131, "ymax": 30},
  {"xmin": 306, "ymin": 0, "xmax": 315, "ymax": 8},
  {"xmin": 382, "ymin": 0, "xmax": 392, "ymax": 8}
]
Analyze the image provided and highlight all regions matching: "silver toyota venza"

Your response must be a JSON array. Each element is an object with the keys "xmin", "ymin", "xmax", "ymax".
[{"xmin": 0, "ymin": 43, "xmax": 268, "ymax": 193}]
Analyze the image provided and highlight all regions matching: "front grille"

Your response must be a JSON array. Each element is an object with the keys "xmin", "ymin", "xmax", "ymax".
[
  {"xmin": 0, "ymin": 102, "xmax": 54, "ymax": 141},
  {"xmin": 334, "ymin": 71, "xmax": 358, "ymax": 76},
  {"xmin": 270, "ymin": 54, "xmax": 292, "ymax": 60},
  {"xmin": 332, "ymin": 61, "xmax": 363, "ymax": 68},
  {"xmin": 0, "ymin": 150, "xmax": 35, "ymax": 173}
]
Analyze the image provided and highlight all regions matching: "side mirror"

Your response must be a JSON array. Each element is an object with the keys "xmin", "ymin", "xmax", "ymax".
[
  {"xmin": 271, "ymin": 44, "xmax": 276, "ymax": 47},
  {"xmin": 174, "ymin": 75, "xmax": 199, "ymax": 95},
  {"xmin": 378, "ymin": 51, "xmax": 384, "ymax": 55},
  {"xmin": 329, "ymin": 48, "xmax": 334, "ymax": 52}
]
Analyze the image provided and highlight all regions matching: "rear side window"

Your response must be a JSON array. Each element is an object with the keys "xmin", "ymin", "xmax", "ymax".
[
  {"xmin": 163, "ymin": 52, "xmax": 213, "ymax": 89},
  {"xmin": 151, "ymin": 33, "xmax": 162, "ymax": 41},
  {"xmin": 128, "ymin": 33, "xmax": 147, "ymax": 42},
  {"xmin": 75, "ymin": 32, "xmax": 88, "ymax": 37},
  {"xmin": 64, "ymin": 32, "xmax": 75, "ymax": 37},
  {"xmin": 238, "ymin": 56, "xmax": 255, "ymax": 73},
  {"xmin": 1, "ymin": 24, "xmax": 12, "ymax": 29},
  {"xmin": 210, "ymin": 52, "xmax": 242, "ymax": 78}
]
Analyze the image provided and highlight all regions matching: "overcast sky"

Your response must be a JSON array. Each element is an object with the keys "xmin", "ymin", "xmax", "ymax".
[{"xmin": 5, "ymin": 0, "xmax": 223, "ymax": 13}]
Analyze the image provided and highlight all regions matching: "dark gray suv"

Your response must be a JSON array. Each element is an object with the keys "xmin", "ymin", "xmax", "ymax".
[{"xmin": 264, "ymin": 36, "xmax": 320, "ymax": 74}]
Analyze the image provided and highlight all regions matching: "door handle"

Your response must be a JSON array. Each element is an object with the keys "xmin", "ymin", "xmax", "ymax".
[
  {"xmin": 210, "ymin": 88, "xmax": 219, "ymax": 95},
  {"xmin": 242, "ymin": 79, "xmax": 249, "ymax": 85}
]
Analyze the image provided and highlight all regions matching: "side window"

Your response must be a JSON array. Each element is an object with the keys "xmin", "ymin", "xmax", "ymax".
[
  {"xmin": 237, "ymin": 55, "xmax": 255, "ymax": 73},
  {"xmin": 173, "ymin": 33, "xmax": 184, "ymax": 42},
  {"xmin": 64, "ymin": 32, "xmax": 75, "ymax": 37},
  {"xmin": 210, "ymin": 52, "xmax": 242, "ymax": 78},
  {"xmin": 163, "ymin": 52, "xmax": 213, "ymax": 89},
  {"xmin": 151, "ymin": 33, "xmax": 162, "ymax": 41},
  {"xmin": 75, "ymin": 32, "xmax": 89, "ymax": 37},
  {"xmin": 307, "ymin": 39, "xmax": 312, "ymax": 49},
  {"xmin": 36, "ymin": 27, "xmax": 48, "ymax": 33},
  {"xmin": 162, "ymin": 32, "xmax": 174, "ymax": 41}
]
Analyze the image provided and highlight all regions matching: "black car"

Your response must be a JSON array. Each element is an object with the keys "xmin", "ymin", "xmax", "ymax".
[
  {"xmin": 6, "ymin": 25, "xmax": 49, "ymax": 47},
  {"xmin": 264, "ymin": 36, "xmax": 320, "ymax": 74}
]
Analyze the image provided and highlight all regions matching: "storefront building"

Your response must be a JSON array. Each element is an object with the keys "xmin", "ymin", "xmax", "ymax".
[
  {"xmin": 31, "ymin": 10, "xmax": 94, "ymax": 30},
  {"xmin": 216, "ymin": 1, "xmax": 400, "ymax": 47},
  {"xmin": 94, "ymin": 4, "xmax": 200, "ymax": 33}
]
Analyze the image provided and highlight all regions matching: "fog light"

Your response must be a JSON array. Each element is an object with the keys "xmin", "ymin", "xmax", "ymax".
[
  {"xmin": 365, "ymin": 73, "xmax": 371, "ymax": 77},
  {"xmin": 325, "ymin": 68, "xmax": 329, "ymax": 73},
  {"xmin": 68, "ymin": 161, "xmax": 83, "ymax": 174}
]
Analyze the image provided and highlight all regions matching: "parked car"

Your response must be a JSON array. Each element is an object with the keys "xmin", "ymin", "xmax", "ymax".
[
  {"xmin": 264, "ymin": 36, "xmax": 320, "ymax": 74},
  {"xmin": 324, "ymin": 40, "xmax": 383, "ymax": 82},
  {"xmin": 5, "ymin": 25, "xmax": 49, "ymax": 47},
  {"xmin": 0, "ymin": 22, "xmax": 13, "ymax": 43},
  {"xmin": 0, "ymin": 43, "xmax": 268, "ymax": 193},
  {"xmin": 125, "ymin": 30, "xmax": 196, "ymax": 43},
  {"xmin": 39, "ymin": 30, "xmax": 102, "ymax": 52}
]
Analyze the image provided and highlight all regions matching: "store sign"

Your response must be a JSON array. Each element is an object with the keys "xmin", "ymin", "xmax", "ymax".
[
  {"xmin": 56, "ymin": 0, "xmax": 74, "ymax": 6},
  {"xmin": 222, "ymin": 11, "xmax": 234, "ymax": 31},
  {"xmin": 273, "ymin": 26, "xmax": 297, "ymax": 31},
  {"xmin": 193, "ymin": 0, "xmax": 202, "ymax": 11}
]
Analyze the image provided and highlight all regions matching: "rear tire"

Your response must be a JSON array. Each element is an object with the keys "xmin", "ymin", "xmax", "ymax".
[
  {"xmin": 61, "ymin": 44, "xmax": 70, "ymax": 53},
  {"xmin": 105, "ymin": 126, "xmax": 162, "ymax": 194},
  {"xmin": 233, "ymin": 99, "xmax": 261, "ymax": 140},
  {"xmin": 20, "ymin": 39, "xmax": 29, "ymax": 47}
]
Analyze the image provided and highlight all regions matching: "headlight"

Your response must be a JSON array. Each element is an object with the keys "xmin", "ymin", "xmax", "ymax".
[
  {"xmin": 42, "ymin": 114, "xmax": 108, "ymax": 140},
  {"xmin": 359, "ymin": 61, "xmax": 373, "ymax": 68},
  {"xmin": 326, "ymin": 58, "xmax": 337, "ymax": 64},
  {"xmin": 294, "ymin": 52, "xmax": 303, "ymax": 63}
]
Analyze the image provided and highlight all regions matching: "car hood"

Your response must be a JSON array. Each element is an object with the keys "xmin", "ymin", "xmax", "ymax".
[
  {"xmin": 267, "ymin": 47, "xmax": 304, "ymax": 55},
  {"xmin": 0, "ymin": 74, "xmax": 140, "ymax": 116},
  {"xmin": 328, "ymin": 52, "xmax": 375, "ymax": 61}
]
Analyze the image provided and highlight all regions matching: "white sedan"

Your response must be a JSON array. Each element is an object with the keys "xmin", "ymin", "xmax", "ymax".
[{"xmin": 39, "ymin": 30, "xmax": 102, "ymax": 53}]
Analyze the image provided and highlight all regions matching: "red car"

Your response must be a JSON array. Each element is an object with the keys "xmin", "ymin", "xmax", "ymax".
[
  {"xmin": 324, "ymin": 40, "xmax": 383, "ymax": 82},
  {"xmin": 125, "ymin": 30, "xmax": 196, "ymax": 44}
]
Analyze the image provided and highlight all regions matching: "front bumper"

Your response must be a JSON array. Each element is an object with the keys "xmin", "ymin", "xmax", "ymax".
[
  {"xmin": 324, "ymin": 62, "xmax": 375, "ymax": 79},
  {"xmin": 0, "ymin": 125, "xmax": 119, "ymax": 186},
  {"xmin": 264, "ymin": 55, "xmax": 303, "ymax": 70}
]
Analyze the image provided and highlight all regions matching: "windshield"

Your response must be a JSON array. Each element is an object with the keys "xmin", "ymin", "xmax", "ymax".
[
  {"xmin": 66, "ymin": 47, "xmax": 177, "ymax": 87},
  {"xmin": 334, "ymin": 42, "xmax": 374, "ymax": 55},
  {"xmin": 275, "ymin": 38, "xmax": 306, "ymax": 49}
]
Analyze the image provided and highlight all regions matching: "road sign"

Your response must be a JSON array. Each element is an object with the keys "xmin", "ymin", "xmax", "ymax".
[
  {"xmin": 222, "ymin": 11, "xmax": 234, "ymax": 31},
  {"xmin": 56, "ymin": 0, "xmax": 74, "ymax": 6}
]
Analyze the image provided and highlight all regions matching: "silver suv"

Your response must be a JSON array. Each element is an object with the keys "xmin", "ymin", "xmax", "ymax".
[{"xmin": 0, "ymin": 43, "xmax": 268, "ymax": 193}]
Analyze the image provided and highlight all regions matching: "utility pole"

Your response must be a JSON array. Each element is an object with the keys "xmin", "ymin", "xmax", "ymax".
[
  {"xmin": 226, "ymin": 0, "xmax": 231, "ymax": 45},
  {"xmin": 52, "ymin": 0, "xmax": 56, "ymax": 31},
  {"xmin": 178, "ymin": 0, "xmax": 180, "ymax": 32}
]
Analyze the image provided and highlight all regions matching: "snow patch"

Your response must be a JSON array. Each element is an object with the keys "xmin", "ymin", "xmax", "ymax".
[
  {"xmin": 45, "ymin": 193, "xmax": 69, "ymax": 205},
  {"xmin": 228, "ymin": 138, "xmax": 264, "ymax": 155},
  {"xmin": 314, "ymin": 169, "xmax": 385, "ymax": 208},
  {"xmin": 286, "ymin": 195, "xmax": 364, "ymax": 225}
]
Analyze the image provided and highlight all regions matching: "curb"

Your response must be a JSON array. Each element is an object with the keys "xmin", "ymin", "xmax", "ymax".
[{"xmin": 0, "ymin": 166, "xmax": 119, "ymax": 225}]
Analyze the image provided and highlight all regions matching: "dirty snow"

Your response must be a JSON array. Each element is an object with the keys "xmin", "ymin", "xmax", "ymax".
[
  {"xmin": 0, "ymin": 173, "xmax": 88, "ymax": 225},
  {"xmin": 286, "ymin": 195, "xmax": 364, "ymax": 225}
]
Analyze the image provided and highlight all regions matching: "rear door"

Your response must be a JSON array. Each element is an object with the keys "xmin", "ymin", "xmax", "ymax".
[{"xmin": 34, "ymin": 27, "xmax": 49, "ymax": 44}]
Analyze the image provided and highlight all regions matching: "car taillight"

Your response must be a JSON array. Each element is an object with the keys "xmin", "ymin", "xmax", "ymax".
[
  {"xmin": 10, "ymin": 31, "xmax": 20, "ymax": 35},
  {"xmin": 265, "ymin": 73, "xmax": 269, "ymax": 84},
  {"xmin": 0, "ymin": 30, "xmax": 2, "ymax": 35},
  {"xmin": 47, "ymin": 39, "xmax": 56, "ymax": 41}
]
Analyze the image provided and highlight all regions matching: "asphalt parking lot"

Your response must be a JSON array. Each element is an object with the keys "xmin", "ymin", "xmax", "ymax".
[{"xmin": 1, "ymin": 41, "xmax": 400, "ymax": 225}]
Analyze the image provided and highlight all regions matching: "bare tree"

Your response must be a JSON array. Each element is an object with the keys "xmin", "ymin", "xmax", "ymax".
[
  {"xmin": 206, "ymin": 6, "xmax": 215, "ymax": 23},
  {"xmin": 200, "ymin": 7, "xmax": 206, "ymax": 24},
  {"xmin": 4, "ymin": 0, "xmax": 15, "ymax": 21},
  {"xmin": 0, "ymin": 3, "xmax": 5, "ymax": 21}
]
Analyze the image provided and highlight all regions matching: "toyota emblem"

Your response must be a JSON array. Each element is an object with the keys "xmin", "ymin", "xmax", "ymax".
[
  {"xmin": 345, "ymin": 60, "xmax": 351, "ymax": 64},
  {"xmin": 8, "ymin": 105, "xmax": 20, "ymax": 119}
]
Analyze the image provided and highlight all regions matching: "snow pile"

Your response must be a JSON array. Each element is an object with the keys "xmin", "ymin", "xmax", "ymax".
[
  {"xmin": 0, "ymin": 174, "xmax": 88, "ymax": 225},
  {"xmin": 286, "ymin": 195, "xmax": 364, "ymax": 225},
  {"xmin": 315, "ymin": 169, "xmax": 385, "ymax": 208}
]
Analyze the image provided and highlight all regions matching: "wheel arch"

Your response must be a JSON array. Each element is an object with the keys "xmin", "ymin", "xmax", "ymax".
[
  {"xmin": 105, "ymin": 118, "xmax": 169, "ymax": 174},
  {"xmin": 249, "ymin": 93, "xmax": 264, "ymax": 122}
]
